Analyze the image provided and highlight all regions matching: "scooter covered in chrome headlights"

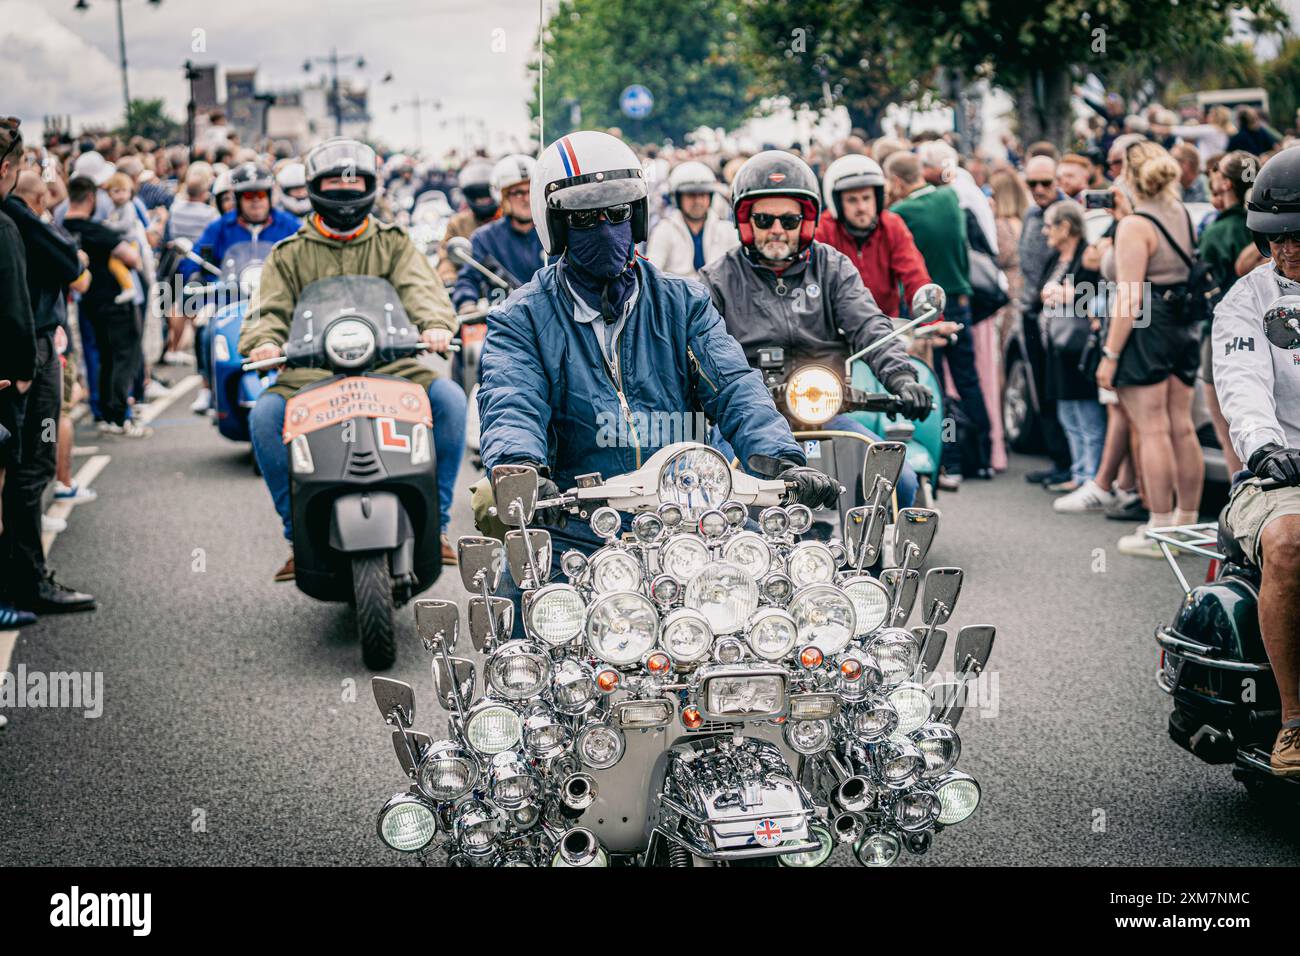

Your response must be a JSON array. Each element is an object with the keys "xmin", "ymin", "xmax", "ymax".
[{"xmin": 366, "ymin": 441, "xmax": 995, "ymax": 865}]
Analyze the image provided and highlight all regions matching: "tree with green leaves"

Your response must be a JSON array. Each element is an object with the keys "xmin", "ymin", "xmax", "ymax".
[
  {"xmin": 1266, "ymin": 36, "xmax": 1300, "ymax": 136},
  {"xmin": 531, "ymin": 0, "xmax": 754, "ymax": 144},
  {"xmin": 890, "ymin": 0, "xmax": 1289, "ymax": 147},
  {"xmin": 118, "ymin": 98, "xmax": 182, "ymax": 143},
  {"xmin": 736, "ymin": 0, "xmax": 934, "ymax": 138}
]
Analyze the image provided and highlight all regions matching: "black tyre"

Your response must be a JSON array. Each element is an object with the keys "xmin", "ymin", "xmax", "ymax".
[
  {"xmin": 352, "ymin": 553, "xmax": 396, "ymax": 670},
  {"xmin": 1002, "ymin": 353, "xmax": 1041, "ymax": 453}
]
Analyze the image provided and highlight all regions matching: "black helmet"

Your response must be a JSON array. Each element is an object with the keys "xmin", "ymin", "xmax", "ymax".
[
  {"xmin": 305, "ymin": 137, "xmax": 378, "ymax": 232},
  {"xmin": 1246, "ymin": 146, "xmax": 1300, "ymax": 256},
  {"xmin": 730, "ymin": 150, "xmax": 821, "ymax": 259},
  {"xmin": 229, "ymin": 162, "xmax": 274, "ymax": 195}
]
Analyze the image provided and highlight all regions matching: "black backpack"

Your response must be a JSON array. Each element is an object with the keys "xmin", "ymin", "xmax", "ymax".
[{"xmin": 1134, "ymin": 209, "xmax": 1219, "ymax": 327}]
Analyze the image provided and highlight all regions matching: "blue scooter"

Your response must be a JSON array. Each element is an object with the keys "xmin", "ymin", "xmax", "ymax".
[
  {"xmin": 201, "ymin": 240, "xmax": 277, "ymax": 443},
  {"xmin": 851, "ymin": 348, "xmax": 945, "ymax": 509}
]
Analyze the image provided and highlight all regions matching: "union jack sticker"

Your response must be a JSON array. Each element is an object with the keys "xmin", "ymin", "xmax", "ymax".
[{"xmin": 753, "ymin": 818, "xmax": 783, "ymax": 847}]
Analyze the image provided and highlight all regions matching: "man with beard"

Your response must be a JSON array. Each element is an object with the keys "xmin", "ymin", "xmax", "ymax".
[
  {"xmin": 700, "ymin": 150, "xmax": 933, "ymax": 507},
  {"xmin": 645, "ymin": 160, "xmax": 738, "ymax": 278},
  {"xmin": 476, "ymin": 132, "xmax": 835, "ymax": 634},
  {"xmin": 452, "ymin": 154, "xmax": 545, "ymax": 312}
]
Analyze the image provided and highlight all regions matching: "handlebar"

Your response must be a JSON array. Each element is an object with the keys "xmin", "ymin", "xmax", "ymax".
[{"xmin": 241, "ymin": 338, "xmax": 462, "ymax": 372}]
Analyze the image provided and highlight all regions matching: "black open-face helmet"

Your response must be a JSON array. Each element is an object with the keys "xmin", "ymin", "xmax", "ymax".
[{"xmin": 1247, "ymin": 146, "xmax": 1300, "ymax": 256}]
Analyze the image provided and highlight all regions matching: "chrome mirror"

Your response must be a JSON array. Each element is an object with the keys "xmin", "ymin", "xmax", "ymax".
[
  {"xmin": 929, "ymin": 680, "xmax": 965, "ymax": 728},
  {"xmin": 893, "ymin": 508, "xmax": 939, "ymax": 569},
  {"xmin": 458, "ymin": 536, "xmax": 505, "ymax": 593},
  {"xmin": 910, "ymin": 282, "xmax": 946, "ymax": 318},
  {"xmin": 431, "ymin": 657, "xmax": 477, "ymax": 712},
  {"xmin": 371, "ymin": 677, "xmax": 416, "ymax": 728},
  {"xmin": 468, "ymin": 596, "xmax": 514, "ymax": 651},
  {"xmin": 861, "ymin": 441, "xmax": 906, "ymax": 504},
  {"xmin": 920, "ymin": 567, "xmax": 963, "ymax": 627},
  {"xmin": 445, "ymin": 235, "xmax": 474, "ymax": 266},
  {"xmin": 912, "ymin": 625, "xmax": 948, "ymax": 677},
  {"xmin": 492, "ymin": 463, "xmax": 540, "ymax": 526},
  {"xmin": 880, "ymin": 567, "xmax": 920, "ymax": 626},
  {"xmin": 391, "ymin": 729, "xmax": 432, "ymax": 777},
  {"xmin": 1264, "ymin": 295, "xmax": 1300, "ymax": 350},
  {"xmin": 414, "ymin": 599, "xmax": 460, "ymax": 654},
  {"xmin": 505, "ymin": 528, "xmax": 552, "ymax": 588},
  {"xmin": 954, "ymin": 623, "xmax": 996, "ymax": 676},
  {"xmin": 846, "ymin": 505, "xmax": 888, "ymax": 569}
]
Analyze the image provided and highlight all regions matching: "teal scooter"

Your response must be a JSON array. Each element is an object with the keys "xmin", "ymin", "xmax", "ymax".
[{"xmin": 848, "ymin": 310, "xmax": 951, "ymax": 509}]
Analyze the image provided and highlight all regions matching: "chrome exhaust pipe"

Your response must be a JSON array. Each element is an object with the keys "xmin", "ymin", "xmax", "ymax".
[
  {"xmin": 834, "ymin": 775, "xmax": 877, "ymax": 813},
  {"xmin": 831, "ymin": 810, "xmax": 865, "ymax": 845},
  {"xmin": 555, "ymin": 826, "xmax": 604, "ymax": 867},
  {"xmin": 559, "ymin": 773, "xmax": 598, "ymax": 812}
]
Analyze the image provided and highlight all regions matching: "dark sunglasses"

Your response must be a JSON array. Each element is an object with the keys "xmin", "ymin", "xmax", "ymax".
[
  {"xmin": 1264, "ymin": 230, "xmax": 1300, "ymax": 245},
  {"xmin": 751, "ymin": 212, "xmax": 804, "ymax": 230},
  {"xmin": 1026, "ymin": 179, "xmax": 1055, "ymax": 189},
  {"xmin": 566, "ymin": 203, "xmax": 633, "ymax": 229}
]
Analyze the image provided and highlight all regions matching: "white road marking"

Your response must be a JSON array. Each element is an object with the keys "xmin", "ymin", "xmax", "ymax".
[{"xmin": 138, "ymin": 374, "xmax": 201, "ymax": 424}]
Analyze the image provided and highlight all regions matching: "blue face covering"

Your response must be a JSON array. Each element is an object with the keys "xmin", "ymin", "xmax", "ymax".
[{"xmin": 563, "ymin": 218, "xmax": 637, "ymax": 318}]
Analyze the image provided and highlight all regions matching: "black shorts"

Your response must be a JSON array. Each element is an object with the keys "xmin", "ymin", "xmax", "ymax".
[{"xmin": 1114, "ymin": 289, "xmax": 1201, "ymax": 388}]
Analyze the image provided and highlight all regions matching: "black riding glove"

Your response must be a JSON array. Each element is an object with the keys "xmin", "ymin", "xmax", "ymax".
[
  {"xmin": 518, "ymin": 463, "xmax": 568, "ymax": 528},
  {"xmin": 778, "ymin": 463, "xmax": 841, "ymax": 510},
  {"xmin": 1248, "ymin": 443, "xmax": 1300, "ymax": 487},
  {"xmin": 885, "ymin": 373, "xmax": 933, "ymax": 421}
]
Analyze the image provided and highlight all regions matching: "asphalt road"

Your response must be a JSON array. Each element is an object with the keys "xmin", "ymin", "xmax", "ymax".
[{"xmin": 3, "ymin": 375, "xmax": 1300, "ymax": 867}]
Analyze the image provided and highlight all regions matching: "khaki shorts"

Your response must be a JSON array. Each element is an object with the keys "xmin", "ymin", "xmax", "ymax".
[
  {"xmin": 60, "ymin": 356, "xmax": 76, "ymax": 414},
  {"xmin": 1222, "ymin": 478, "xmax": 1300, "ymax": 566}
]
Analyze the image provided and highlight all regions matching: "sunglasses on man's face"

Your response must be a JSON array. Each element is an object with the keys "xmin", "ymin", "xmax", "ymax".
[
  {"xmin": 1026, "ymin": 179, "xmax": 1055, "ymax": 189},
  {"xmin": 1265, "ymin": 231, "xmax": 1300, "ymax": 245},
  {"xmin": 566, "ymin": 203, "xmax": 633, "ymax": 229},
  {"xmin": 750, "ymin": 212, "xmax": 804, "ymax": 230}
]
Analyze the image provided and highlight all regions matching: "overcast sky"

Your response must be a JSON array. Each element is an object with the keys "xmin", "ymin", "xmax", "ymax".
[{"xmin": 4, "ymin": 0, "xmax": 554, "ymax": 155}]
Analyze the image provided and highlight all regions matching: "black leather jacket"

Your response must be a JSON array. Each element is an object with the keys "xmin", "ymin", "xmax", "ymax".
[{"xmin": 698, "ymin": 241, "xmax": 916, "ymax": 388}]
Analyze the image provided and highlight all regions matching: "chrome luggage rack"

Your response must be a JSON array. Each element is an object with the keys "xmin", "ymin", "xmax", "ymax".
[{"xmin": 1144, "ymin": 522, "xmax": 1225, "ymax": 595}]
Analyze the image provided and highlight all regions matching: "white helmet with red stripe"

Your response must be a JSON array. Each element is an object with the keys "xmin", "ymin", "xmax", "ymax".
[{"xmin": 531, "ymin": 130, "xmax": 649, "ymax": 256}]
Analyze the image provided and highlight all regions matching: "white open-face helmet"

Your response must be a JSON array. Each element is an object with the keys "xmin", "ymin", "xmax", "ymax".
[
  {"xmin": 822, "ymin": 154, "xmax": 886, "ymax": 220},
  {"xmin": 489, "ymin": 154, "xmax": 539, "ymax": 203},
  {"xmin": 668, "ymin": 160, "xmax": 717, "ymax": 197},
  {"xmin": 531, "ymin": 130, "xmax": 649, "ymax": 256},
  {"xmin": 277, "ymin": 161, "xmax": 307, "ymax": 191}
]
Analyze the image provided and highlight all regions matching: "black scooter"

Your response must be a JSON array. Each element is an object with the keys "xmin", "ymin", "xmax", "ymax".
[
  {"xmin": 1147, "ymin": 294, "xmax": 1300, "ymax": 800},
  {"xmin": 244, "ymin": 275, "xmax": 452, "ymax": 669}
]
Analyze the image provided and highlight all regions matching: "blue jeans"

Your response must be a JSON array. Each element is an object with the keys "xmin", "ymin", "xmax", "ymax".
[
  {"xmin": 249, "ymin": 378, "xmax": 467, "ymax": 541},
  {"xmin": 1056, "ymin": 399, "xmax": 1106, "ymax": 485},
  {"xmin": 196, "ymin": 321, "xmax": 213, "ymax": 386},
  {"xmin": 709, "ymin": 414, "xmax": 918, "ymax": 508}
]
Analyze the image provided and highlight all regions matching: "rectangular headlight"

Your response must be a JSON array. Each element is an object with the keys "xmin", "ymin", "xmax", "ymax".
[
  {"xmin": 614, "ymin": 698, "xmax": 674, "ymax": 728},
  {"xmin": 700, "ymin": 666, "xmax": 787, "ymax": 721},
  {"xmin": 789, "ymin": 692, "xmax": 840, "ymax": 720}
]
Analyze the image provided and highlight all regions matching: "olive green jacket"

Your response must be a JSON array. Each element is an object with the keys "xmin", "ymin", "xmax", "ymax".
[{"xmin": 239, "ymin": 216, "xmax": 458, "ymax": 399}]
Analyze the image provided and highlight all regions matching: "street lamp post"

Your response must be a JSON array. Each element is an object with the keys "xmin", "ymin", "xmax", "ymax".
[
  {"xmin": 392, "ymin": 95, "xmax": 441, "ymax": 154},
  {"xmin": 75, "ymin": 0, "xmax": 163, "ymax": 133},
  {"xmin": 303, "ymin": 48, "xmax": 368, "ymax": 137}
]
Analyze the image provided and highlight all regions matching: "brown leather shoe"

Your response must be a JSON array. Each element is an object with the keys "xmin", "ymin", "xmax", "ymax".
[
  {"xmin": 273, "ymin": 552, "xmax": 295, "ymax": 582},
  {"xmin": 1270, "ymin": 720, "xmax": 1300, "ymax": 776},
  {"xmin": 441, "ymin": 534, "xmax": 457, "ymax": 565}
]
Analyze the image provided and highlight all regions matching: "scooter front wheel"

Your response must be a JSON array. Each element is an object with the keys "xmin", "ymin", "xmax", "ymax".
[{"xmin": 352, "ymin": 553, "xmax": 396, "ymax": 670}]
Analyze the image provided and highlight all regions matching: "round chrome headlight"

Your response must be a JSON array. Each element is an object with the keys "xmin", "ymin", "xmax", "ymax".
[
  {"xmin": 650, "ymin": 573, "xmax": 681, "ymax": 607},
  {"xmin": 787, "ymin": 541, "xmax": 837, "ymax": 588},
  {"xmin": 747, "ymin": 606, "xmax": 798, "ymax": 661},
  {"xmin": 488, "ymin": 751, "xmax": 541, "ymax": 809},
  {"xmin": 722, "ymin": 531, "xmax": 772, "ymax": 578},
  {"xmin": 660, "ymin": 607, "xmax": 713, "ymax": 664},
  {"xmin": 788, "ymin": 584, "xmax": 856, "ymax": 655},
  {"xmin": 893, "ymin": 786, "xmax": 942, "ymax": 831},
  {"xmin": 933, "ymin": 771, "xmax": 981, "ymax": 825},
  {"xmin": 841, "ymin": 695, "xmax": 899, "ymax": 742},
  {"xmin": 759, "ymin": 506, "xmax": 790, "ymax": 538},
  {"xmin": 684, "ymin": 561, "xmax": 758, "ymax": 635},
  {"xmin": 323, "ymin": 317, "xmax": 377, "ymax": 369},
  {"xmin": 377, "ymin": 792, "xmax": 438, "ymax": 852},
  {"xmin": 659, "ymin": 533, "xmax": 709, "ymax": 580},
  {"xmin": 834, "ymin": 648, "xmax": 883, "ymax": 701},
  {"xmin": 464, "ymin": 700, "xmax": 522, "ymax": 755},
  {"xmin": 485, "ymin": 640, "xmax": 550, "ymax": 700},
  {"xmin": 521, "ymin": 704, "xmax": 572, "ymax": 759},
  {"xmin": 632, "ymin": 512, "xmax": 664, "ymax": 544},
  {"xmin": 453, "ymin": 800, "xmax": 505, "ymax": 854},
  {"xmin": 239, "ymin": 263, "xmax": 263, "ymax": 298},
  {"xmin": 525, "ymin": 583, "xmax": 586, "ymax": 645},
  {"xmin": 784, "ymin": 717, "xmax": 831, "ymax": 754},
  {"xmin": 548, "ymin": 658, "xmax": 599, "ymax": 716},
  {"xmin": 887, "ymin": 682, "xmax": 933, "ymax": 735},
  {"xmin": 911, "ymin": 722, "xmax": 962, "ymax": 777},
  {"xmin": 786, "ymin": 365, "xmax": 843, "ymax": 426},
  {"xmin": 778, "ymin": 822, "xmax": 834, "ymax": 867},
  {"xmin": 589, "ymin": 547, "xmax": 643, "ymax": 594},
  {"xmin": 854, "ymin": 825, "xmax": 902, "ymax": 867},
  {"xmin": 658, "ymin": 445, "xmax": 732, "ymax": 520},
  {"xmin": 585, "ymin": 591, "xmax": 658, "ymax": 666},
  {"xmin": 415, "ymin": 741, "xmax": 479, "ymax": 801},
  {"xmin": 867, "ymin": 628, "xmax": 920, "ymax": 685},
  {"xmin": 576, "ymin": 722, "xmax": 625, "ymax": 770},
  {"xmin": 841, "ymin": 575, "xmax": 890, "ymax": 635},
  {"xmin": 786, "ymin": 503, "xmax": 813, "ymax": 534},
  {"xmin": 873, "ymin": 738, "xmax": 926, "ymax": 790},
  {"xmin": 761, "ymin": 572, "xmax": 794, "ymax": 604}
]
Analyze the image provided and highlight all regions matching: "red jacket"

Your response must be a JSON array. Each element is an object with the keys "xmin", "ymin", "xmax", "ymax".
[{"xmin": 814, "ymin": 211, "xmax": 932, "ymax": 318}]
